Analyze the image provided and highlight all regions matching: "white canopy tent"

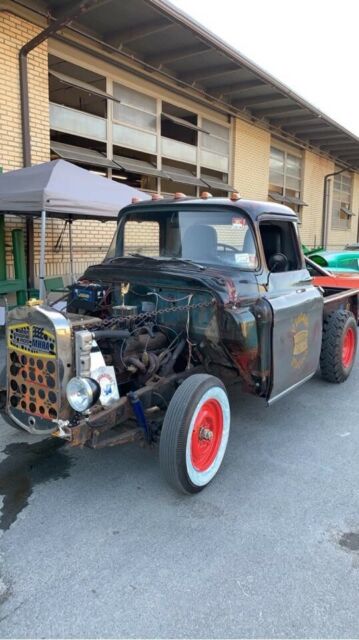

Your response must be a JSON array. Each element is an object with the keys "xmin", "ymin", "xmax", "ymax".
[{"xmin": 0, "ymin": 160, "xmax": 150, "ymax": 298}]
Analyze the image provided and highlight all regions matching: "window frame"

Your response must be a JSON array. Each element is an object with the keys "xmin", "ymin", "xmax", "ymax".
[
  {"xmin": 111, "ymin": 205, "xmax": 260, "ymax": 272},
  {"xmin": 268, "ymin": 145, "xmax": 303, "ymax": 215},
  {"xmin": 331, "ymin": 168, "xmax": 353, "ymax": 231}
]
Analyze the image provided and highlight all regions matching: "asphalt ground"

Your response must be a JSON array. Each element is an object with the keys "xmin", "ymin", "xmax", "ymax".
[{"xmin": 0, "ymin": 337, "xmax": 359, "ymax": 638}]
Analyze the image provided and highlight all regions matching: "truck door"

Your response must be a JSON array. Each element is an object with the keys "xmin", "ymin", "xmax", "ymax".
[
  {"xmin": 259, "ymin": 219, "xmax": 323, "ymax": 404},
  {"xmin": 266, "ymin": 278, "xmax": 323, "ymax": 403}
]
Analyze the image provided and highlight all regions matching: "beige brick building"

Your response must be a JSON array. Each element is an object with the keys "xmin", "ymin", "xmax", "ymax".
[{"xmin": 1, "ymin": 0, "xmax": 359, "ymax": 292}]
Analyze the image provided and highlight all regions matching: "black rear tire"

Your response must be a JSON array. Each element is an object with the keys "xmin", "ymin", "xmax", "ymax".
[
  {"xmin": 320, "ymin": 310, "xmax": 357, "ymax": 383},
  {"xmin": 159, "ymin": 374, "xmax": 230, "ymax": 494}
]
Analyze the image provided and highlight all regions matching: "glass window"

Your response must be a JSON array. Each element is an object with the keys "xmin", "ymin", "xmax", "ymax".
[
  {"xmin": 331, "ymin": 169, "xmax": 353, "ymax": 230},
  {"xmin": 107, "ymin": 209, "xmax": 258, "ymax": 270},
  {"xmin": 161, "ymin": 102, "xmax": 198, "ymax": 146},
  {"xmin": 260, "ymin": 220, "xmax": 302, "ymax": 272},
  {"xmin": 269, "ymin": 146, "xmax": 302, "ymax": 214},
  {"xmin": 113, "ymin": 84, "xmax": 156, "ymax": 114},
  {"xmin": 201, "ymin": 119, "xmax": 229, "ymax": 153},
  {"xmin": 113, "ymin": 84, "xmax": 157, "ymax": 134},
  {"xmin": 123, "ymin": 221, "xmax": 160, "ymax": 256}
]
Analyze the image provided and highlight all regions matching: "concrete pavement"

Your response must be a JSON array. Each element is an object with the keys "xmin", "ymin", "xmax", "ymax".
[{"xmin": 0, "ymin": 355, "xmax": 358, "ymax": 638}]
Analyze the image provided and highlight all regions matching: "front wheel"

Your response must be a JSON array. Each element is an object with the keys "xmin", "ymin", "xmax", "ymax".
[
  {"xmin": 320, "ymin": 310, "xmax": 357, "ymax": 383},
  {"xmin": 159, "ymin": 374, "xmax": 230, "ymax": 494}
]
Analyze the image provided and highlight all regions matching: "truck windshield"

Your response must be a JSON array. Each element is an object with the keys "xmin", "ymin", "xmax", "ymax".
[{"xmin": 106, "ymin": 208, "xmax": 258, "ymax": 270}]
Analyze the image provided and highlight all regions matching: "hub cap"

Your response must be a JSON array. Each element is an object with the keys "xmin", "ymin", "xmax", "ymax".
[
  {"xmin": 191, "ymin": 399, "xmax": 223, "ymax": 472},
  {"xmin": 342, "ymin": 327, "xmax": 355, "ymax": 368}
]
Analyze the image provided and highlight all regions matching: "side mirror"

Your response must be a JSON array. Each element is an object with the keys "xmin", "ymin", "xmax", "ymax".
[{"xmin": 268, "ymin": 252, "xmax": 289, "ymax": 273}]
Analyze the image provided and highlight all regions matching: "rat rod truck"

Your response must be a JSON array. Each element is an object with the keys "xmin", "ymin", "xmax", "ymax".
[{"xmin": 4, "ymin": 194, "xmax": 359, "ymax": 493}]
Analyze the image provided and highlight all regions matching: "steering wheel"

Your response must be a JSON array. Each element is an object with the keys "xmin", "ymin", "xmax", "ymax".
[
  {"xmin": 268, "ymin": 252, "xmax": 289, "ymax": 272},
  {"xmin": 217, "ymin": 243, "xmax": 239, "ymax": 253}
]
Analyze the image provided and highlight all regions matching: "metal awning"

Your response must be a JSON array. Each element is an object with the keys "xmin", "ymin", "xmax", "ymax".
[
  {"xmin": 201, "ymin": 174, "xmax": 234, "ymax": 192},
  {"xmin": 269, "ymin": 191, "xmax": 308, "ymax": 207},
  {"xmin": 161, "ymin": 164, "xmax": 207, "ymax": 187},
  {"xmin": 19, "ymin": 0, "xmax": 359, "ymax": 170},
  {"xmin": 51, "ymin": 141, "xmax": 118, "ymax": 169},
  {"xmin": 341, "ymin": 206, "xmax": 355, "ymax": 217},
  {"xmin": 161, "ymin": 112, "xmax": 210, "ymax": 134},
  {"xmin": 113, "ymin": 154, "xmax": 166, "ymax": 177},
  {"xmin": 49, "ymin": 69, "xmax": 121, "ymax": 103}
]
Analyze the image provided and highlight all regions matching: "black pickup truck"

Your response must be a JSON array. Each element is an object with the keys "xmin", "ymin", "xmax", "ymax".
[{"xmin": 5, "ymin": 194, "xmax": 358, "ymax": 493}]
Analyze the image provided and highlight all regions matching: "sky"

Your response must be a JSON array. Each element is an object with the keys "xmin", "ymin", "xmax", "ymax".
[{"xmin": 170, "ymin": 0, "xmax": 359, "ymax": 137}]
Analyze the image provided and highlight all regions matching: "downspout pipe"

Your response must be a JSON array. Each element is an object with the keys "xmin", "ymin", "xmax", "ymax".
[
  {"xmin": 18, "ymin": 0, "xmax": 112, "ymax": 287},
  {"xmin": 321, "ymin": 166, "xmax": 354, "ymax": 249}
]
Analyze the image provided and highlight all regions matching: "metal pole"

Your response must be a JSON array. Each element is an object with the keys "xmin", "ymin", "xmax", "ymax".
[
  {"xmin": 39, "ymin": 211, "xmax": 47, "ymax": 300},
  {"xmin": 321, "ymin": 167, "xmax": 352, "ymax": 249},
  {"xmin": 69, "ymin": 219, "xmax": 74, "ymax": 284},
  {"xmin": 0, "ymin": 215, "xmax": 6, "ymax": 282},
  {"xmin": 12, "ymin": 229, "xmax": 27, "ymax": 306},
  {"xmin": 18, "ymin": 0, "xmax": 111, "ymax": 289}
]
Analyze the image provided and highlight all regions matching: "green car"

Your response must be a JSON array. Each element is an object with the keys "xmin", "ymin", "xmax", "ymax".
[{"xmin": 307, "ymin": 250, "xmax": 359, "ymax": 272}]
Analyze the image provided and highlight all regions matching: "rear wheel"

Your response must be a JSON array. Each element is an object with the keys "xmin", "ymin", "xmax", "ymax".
[
  {"xmin": 159, "ymin": 374, "xmax": 230, "ymax": 494},
  {"xmin": 320, "ymin": 310, "xmax": 357, "ymax": 383}
]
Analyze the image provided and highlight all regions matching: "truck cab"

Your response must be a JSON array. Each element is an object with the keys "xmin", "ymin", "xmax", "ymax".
[
  {"xmin": 96, "ymin": 195, "xmax": 323, "ymax": 404},
  {"xmin": 5, "ymin": 194, "xmax": 358, "ymax": 494}
]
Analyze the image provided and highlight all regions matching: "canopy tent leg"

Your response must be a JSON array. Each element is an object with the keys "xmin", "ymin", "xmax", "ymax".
[
  {"xmin": 39, "ymin": 210, "xmax": 47, "ymax": 300},
  {"xmin": 69, "ymin": 219, "xmax": 74, "ymax": 284},
  {"xmin": 26, "ymin": 218, "xmax": 35, "ymax": 289}
]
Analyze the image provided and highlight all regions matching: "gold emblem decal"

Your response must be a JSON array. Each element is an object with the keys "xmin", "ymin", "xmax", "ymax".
[
  {"xmin": 291, "ymin": 313, "xmax": 309, "ymax": 368},
  {"xmin": 8, "ymin": 323, "xmax": 56, "ymax": 357}
]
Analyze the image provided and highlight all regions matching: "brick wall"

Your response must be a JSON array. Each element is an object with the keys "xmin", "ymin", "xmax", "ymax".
[
  {"xmin": 232, "ymin": 119, "xmax": 270, "ymax": 200},
  {"xmin": 0, "ymin": 12, "xmax": 118, "ymax": 284},
  {"xmin": 0, "ymin": 11, "xmax": 49, "ymax": 171}
]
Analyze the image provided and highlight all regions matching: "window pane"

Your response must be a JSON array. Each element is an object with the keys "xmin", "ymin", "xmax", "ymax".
[
  {"xmin": 286, "ymin": 176, "xmax": 301, "ymax": 191},
  {"xmin": 113, "ymin": 83, "xmax": 156, "ymax": 114},
  {"xmin": 201, "ymin": 134, "xmax": 229, "ymax": 155},
  {"xmin": 115, "ymin": 209, "xmax": 258, "ymax": 269},
  {"xmin": 286, "ymin": 154, "xmax": 301, "ymax": 178},
  {"xmin": 124, "ymin": 221, "xmax": 159, "ymax": 256},
  {"xmin": 113, "ymin": 103, "xmax": 157, "ymax": 131},
  {"xmin": 270, "ymin": 147, "xmax": 284, "ymax": 163},
  {"xmin": 113, "ymin": 123, "xmax": 157, "ymax": 153},
  {"xmin": 269, "ymin": 170, "xmax": 284, "ymax": 187},
  {"xmin": 202, "ymin": 118, "xmax": 229, "ymax": 140}
]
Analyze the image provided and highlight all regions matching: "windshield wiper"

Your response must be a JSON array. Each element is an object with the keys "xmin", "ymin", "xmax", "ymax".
[
  {"xmin": 107, "ymin": 253, "xmax": 157, "ymax": 263},
  {"xmin": 163, "ymin": 257, "xmax": 206, "ymax": 271},
  {"xmin": 127, "ymin": 253, "xmax": 158, "ymax": 261},
  {"xmin": 114, "ymin": 253, "xmax": 206, "ymax": 271}
]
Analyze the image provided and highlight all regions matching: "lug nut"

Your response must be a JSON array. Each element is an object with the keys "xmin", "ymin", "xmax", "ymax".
[{"xmin": 199, "ymin": 427, "xmax": 213, "ymax": 440}]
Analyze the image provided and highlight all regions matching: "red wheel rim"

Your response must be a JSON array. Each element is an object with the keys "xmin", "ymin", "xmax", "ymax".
[
  {"xmin": 342, "ymin": 326, "xmax": 355, "ymax": 368},
  {"xmin": 191, "ymin": 399, "xmax": 223, "ymax": 472}
]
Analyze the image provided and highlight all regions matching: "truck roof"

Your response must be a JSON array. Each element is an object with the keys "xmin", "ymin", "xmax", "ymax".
[{"xmin": 123, "ymin": 196, "xmax": 297, "ymax": 222}]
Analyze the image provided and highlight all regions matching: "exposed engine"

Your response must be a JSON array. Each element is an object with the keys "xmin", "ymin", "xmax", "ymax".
[
  {"xmin": 68, "ymin": 279, "xmax": 218, "ymax": 391},
  {"xmin": 6, "ymin": 278, "xmax": 220, "ymax": 435}
]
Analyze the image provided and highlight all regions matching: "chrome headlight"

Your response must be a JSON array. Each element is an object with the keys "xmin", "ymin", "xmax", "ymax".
[{"xmin": 66, "ymin": 377, "xmax": 100, "ymax": 413}]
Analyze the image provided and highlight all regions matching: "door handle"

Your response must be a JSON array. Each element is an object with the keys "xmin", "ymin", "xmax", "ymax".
[{"xmin": 296, "ymin": 288, "xmax": 306, "ymax": 293}]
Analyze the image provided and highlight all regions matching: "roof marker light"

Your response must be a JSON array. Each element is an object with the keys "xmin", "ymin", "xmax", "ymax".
[
  {"xmin": 152, "ymin": 194, "xmax": 164, "ymax": 200},
  {"xmin": 230, "ymin": 192, "xmax": 241, "ymax": 201},
  {"xmin": 200, "ymin": 191, "xmax": 213, "ymax": 199},
  {"xmin": 174, "ymin": 192, "xmax": 186, "ymax": 199},
  {"xmin": 131, "ymin": 197, "xmax": 141, "ymax": 204}
]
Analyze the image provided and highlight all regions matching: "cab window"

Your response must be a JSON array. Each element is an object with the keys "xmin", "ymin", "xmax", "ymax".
[
  {"xmin": 108, "ymin": 208, "xmax": 259, "ymax": 270},
  {"xmin": 259, "ymin": 220, "xmax": 302, "ymax": 272}
]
